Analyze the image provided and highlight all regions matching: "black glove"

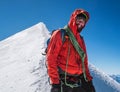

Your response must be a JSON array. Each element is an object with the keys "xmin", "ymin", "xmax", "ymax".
[
  {"xmin": 82, "ymin": 80, "xmax": 96, "ymax": 92},
  {"xmin": 51, "ymin": 84, "xmax": 61, "ymax": 92},
  {"xmin": 87, "ymin": 81, "xmax": 96, "ymax": 92}
]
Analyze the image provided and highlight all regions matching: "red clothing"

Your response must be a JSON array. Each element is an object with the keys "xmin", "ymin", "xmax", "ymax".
[{"xmin": 46, "ymin": 9, "xmax": 92, "ymax": 84}]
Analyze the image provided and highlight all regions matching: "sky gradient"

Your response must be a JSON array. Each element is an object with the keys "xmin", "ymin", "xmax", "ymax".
[{"xmin": 0, "ymin": 0, "xmax": 120, "ymax": 74}]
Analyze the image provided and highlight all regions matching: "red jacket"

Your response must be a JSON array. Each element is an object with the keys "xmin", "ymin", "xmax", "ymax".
[{"xmin": 46, "ymin": 9, "xmax": 92, "ymax": 84}]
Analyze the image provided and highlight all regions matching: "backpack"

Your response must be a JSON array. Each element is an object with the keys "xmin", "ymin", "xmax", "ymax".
[{"xmin": 42, "ymin": 29, "xmax": 67, "ymax": 55}]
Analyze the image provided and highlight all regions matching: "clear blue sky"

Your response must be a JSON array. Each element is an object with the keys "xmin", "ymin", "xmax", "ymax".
[{"xmin": 0, "ymin": 0, "xmax": 120, "ymax": 74}]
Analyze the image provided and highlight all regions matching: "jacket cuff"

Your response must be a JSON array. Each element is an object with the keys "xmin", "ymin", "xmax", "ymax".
[{"xmin": 50, "ymin": 78, "xmax": 60, "ymax": 84}]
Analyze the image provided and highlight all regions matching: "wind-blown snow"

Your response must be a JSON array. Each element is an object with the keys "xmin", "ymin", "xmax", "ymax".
[
  {"xmin": 0, "ymin": 22, "xmax": 120, "ymax": 92},
  {"xmin": 89, "ymin": 64, "xmax": 120, "ymax": 92},
  {"xmin": 110, "ymin": 75, "xmax": 120, "ymax": 83}
]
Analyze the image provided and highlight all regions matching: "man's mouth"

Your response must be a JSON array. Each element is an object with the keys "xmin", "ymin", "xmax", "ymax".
[{"xmin": 77, "ymin": 24, "xmax": 83, "ymax": 29}]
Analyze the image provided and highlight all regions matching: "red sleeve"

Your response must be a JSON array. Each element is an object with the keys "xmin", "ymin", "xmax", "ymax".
[
  {"xmin": 82, "ymin": 39, "xmax": 93, "ymax": 81},
  {"xmin": 84, "ymin": 54, "xmax": 93, "ymax": 81},
  {"xmin": 46, "ymin": 30, "xmax": 62, "ymax": 84}
]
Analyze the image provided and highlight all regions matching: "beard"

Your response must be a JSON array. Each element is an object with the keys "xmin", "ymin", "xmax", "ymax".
[
  {"xmin": 77, "ymin": 25, "xmax": 85, "ymax": 33},
  {"xmin": 77, "ymin": 27, "xmax": 83, "ymax": 33}
]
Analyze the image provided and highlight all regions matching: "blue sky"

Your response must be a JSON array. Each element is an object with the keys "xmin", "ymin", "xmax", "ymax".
[{"xmin": 0, "ymin": 0, "xmax": 120, "ymax": 74}]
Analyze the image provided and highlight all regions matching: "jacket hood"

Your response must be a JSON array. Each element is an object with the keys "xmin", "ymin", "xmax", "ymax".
[{"xmin": 68, "ymin": 9, "xmax": 89, "ymax": 35}]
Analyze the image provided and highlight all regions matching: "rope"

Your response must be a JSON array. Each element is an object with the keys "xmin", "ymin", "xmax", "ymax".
[
  {"xmin": 58, "ymin": 39, "xmax": 81, "ymax": 90},
  {"xmin": 64, "ymin": 25, "xmax": 88, "ymax": 82},
  {"xmin": 60, "ymin": 26, "xmax": 88, "ymax": 91}
]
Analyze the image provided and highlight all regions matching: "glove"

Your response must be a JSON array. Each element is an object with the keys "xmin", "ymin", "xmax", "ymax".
[
  {"xmin": 51, "ymin": 84, "xmax": 61, "ymax": 92},
  {"xmin": 82, "ymin": 80, "xmax": 96, "ymax": 92},
  {"xmin": 87, "ymin": 81, "xmax": 96, "ymax": 92}
]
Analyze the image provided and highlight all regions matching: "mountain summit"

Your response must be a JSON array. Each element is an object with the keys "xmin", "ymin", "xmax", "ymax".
[{"xmin": 0, "ymin": 22, "xmax": 120, "ymax": 92}]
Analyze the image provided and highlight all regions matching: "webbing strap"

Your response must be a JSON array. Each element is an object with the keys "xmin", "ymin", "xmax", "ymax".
[{"xmin": 64, "ymin": 25, "xmax": 88, "ymax": 82}]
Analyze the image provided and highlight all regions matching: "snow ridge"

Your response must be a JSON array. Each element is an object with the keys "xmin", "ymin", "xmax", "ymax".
[
  {"xmin": 0, "ymin": 22, "xmax": 50, "ymax": 92},
  {"xmin": 110, "ymin": 75, "xmax": 120, "ymax": 84},
  {"xmin": 90, "ymin": 64, "xmax": 120, "ymax": 92}
]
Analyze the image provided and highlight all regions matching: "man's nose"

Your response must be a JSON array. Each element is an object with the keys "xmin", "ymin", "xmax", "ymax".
[{"xmin": 77, "ymin": 21, "xmax": 84, "ymax": 25}]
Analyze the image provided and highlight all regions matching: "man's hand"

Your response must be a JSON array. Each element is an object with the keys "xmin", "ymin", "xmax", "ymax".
[
  {"xmin": 87, "ymin": 81, "xmax": 96, "ymax": 92},
  {"xmin": 82, "ymin": 80, "xmax": 96, "ymax": 92},
  {"xmin": 51, "ymin": 84, "xmax": 61, "ymax": 92}
]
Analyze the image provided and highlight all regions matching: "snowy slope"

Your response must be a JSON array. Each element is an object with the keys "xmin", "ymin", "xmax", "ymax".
[
  {"xmin": 0, "ymin": 22, "xmax": 120, "ymax": 92},
  {"xmin": 110, "ymin": 75, "xmax": 120, "ymax": 83},
  {"xmin": 89, "ymin": 64, "xmax": 120, "ymax": 92},
  {"xmin": 0, "ymin": 22, "xmax": 50, "ymax": 92}
]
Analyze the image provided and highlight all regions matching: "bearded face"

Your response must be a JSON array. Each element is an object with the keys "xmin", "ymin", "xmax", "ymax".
[
  {"xmin": 76, "ymin": 18, "xmax": 86, "ymax": 33},
  {"xmin": 75, "ymin": 13, "xmax": 87, "ymax": 33}
]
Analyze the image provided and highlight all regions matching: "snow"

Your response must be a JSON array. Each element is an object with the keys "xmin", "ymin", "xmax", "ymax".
[
  {"xmin": 89, "ymin": 64, "xmax": 120, "ymax": 92},
  {"xmin": 110, "ymin": 75, "xmax": 120, "ymax": 83},
  {"xmin": 0, "ymin": 22, "xmax": 120, "ymax": 92}
]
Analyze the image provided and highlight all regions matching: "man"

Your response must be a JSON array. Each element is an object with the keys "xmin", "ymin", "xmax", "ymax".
[{"xmin": 46, "ymin": 9, "xmax": 95, "ymax": 92}]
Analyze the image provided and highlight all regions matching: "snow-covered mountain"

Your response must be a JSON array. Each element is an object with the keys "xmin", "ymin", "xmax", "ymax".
[
  {"xmin": 89, "ymin": 65, "xmax": 120, "ymax": 92},
  {"xmin": 110, "ymin": 75, "xmax": 120, "ymax": 83},
  {"xmin": 0, "ymin": 22, "xmax": 120, "ymax": 92}
]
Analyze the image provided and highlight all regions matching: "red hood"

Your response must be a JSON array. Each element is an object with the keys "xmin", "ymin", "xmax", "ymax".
[{"xmin": 68, "ymin": 9, "xmax": 89, "ymax": 35}]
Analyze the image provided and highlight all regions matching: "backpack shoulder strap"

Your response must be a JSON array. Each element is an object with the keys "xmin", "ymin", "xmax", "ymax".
[
  {"xmin": 60, "ymin": 29, "xmax": 67, "ymax": 43},
  {"xmin": 43, "ymin": 29, "xmax": 67, "ymax": 55}
]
